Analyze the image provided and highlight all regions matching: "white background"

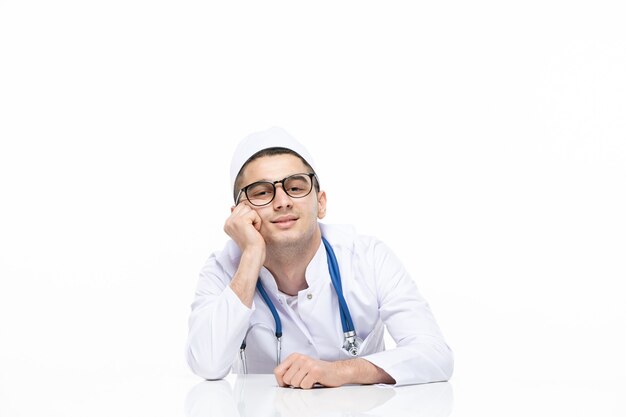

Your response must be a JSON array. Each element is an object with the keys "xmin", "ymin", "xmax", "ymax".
[{"xmin": 1, "ymin": 1, "xmax": 624, "ymax": 416}]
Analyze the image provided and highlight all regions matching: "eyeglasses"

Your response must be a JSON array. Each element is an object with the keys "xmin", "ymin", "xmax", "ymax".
[{"xmin": 236, "ymin": 173, "xmax": 317, "ymax": 206}]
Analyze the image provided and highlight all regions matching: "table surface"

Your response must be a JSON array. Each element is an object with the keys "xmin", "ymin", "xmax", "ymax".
[
  {"xmin": 186, "ymin": 374, "xmax": 453, "ymax": 417},
  {"xmin": 1, "ymin": 370, "xmax": 624, "ymax": 417}
]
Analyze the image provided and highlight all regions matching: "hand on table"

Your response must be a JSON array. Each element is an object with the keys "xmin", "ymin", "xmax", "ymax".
[{"xmin": 274, "ymin": 353, "xmax": 349, "ymax": 389}]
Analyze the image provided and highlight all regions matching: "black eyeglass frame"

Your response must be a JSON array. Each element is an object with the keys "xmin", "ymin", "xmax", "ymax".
[{"xmin": 235, "ymin": 172, "xmax": 318, "ymax": 206}]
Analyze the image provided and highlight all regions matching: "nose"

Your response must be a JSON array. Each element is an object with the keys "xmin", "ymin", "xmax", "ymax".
[{"xmin": 272, "ymin": 184, "xmax": 293, "ymax": 209}]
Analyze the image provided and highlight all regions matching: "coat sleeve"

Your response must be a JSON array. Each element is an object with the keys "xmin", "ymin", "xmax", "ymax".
[
  {"xmin": 186, "ymin": 252, "xmax": 254, "ymax": 380},
  {"xmin": 360, "ymin": 240, "xmax": 454, "ymax": 386}
]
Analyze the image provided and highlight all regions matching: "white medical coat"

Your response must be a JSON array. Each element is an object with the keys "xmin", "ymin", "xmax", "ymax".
[{"xmin": 186, "ymin": 223, "xmax": 453, "ymax": 386}]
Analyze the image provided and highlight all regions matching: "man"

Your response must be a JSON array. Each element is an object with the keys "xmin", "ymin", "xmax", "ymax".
[{"xmin": 186, "ymin": 127, "xmax": 453, "ymax": 388}]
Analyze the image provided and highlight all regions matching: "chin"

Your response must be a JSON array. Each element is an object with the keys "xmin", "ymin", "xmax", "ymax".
[
  {"xmin": 266, "ymin": 231, "xmax": 303, "ymax": 247},
  {"xmin": 265, "ymin": 226, "xmax": 313, "ymax": 248}
]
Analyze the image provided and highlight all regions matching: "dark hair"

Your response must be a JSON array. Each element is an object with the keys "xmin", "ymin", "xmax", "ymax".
[{"xmin": 233, "ymin": 147, "xmax": 320, "ymax": 201}]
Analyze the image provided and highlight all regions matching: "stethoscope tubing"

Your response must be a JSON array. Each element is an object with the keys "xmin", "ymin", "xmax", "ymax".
[
  {"xmin": 239, "ymin": 237, "xmax": 359, "ymax": 372},
  {"xmin": 322, "ymin": 237, "xmax": 355, "ymax": 333},
  {"xmin": 255, "ymin": 280, "xmax": 283, "ymax": 338}
]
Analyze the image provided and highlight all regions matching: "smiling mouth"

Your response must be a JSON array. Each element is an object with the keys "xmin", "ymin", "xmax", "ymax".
[{"xmin": 271, "ymin": 217, "xmax": 298, "ymax": 227}]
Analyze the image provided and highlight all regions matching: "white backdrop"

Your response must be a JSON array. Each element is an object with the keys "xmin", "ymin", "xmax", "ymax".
[{"xmin": 1, "ymin": 1, "xmax": 625, "ymax": 416}]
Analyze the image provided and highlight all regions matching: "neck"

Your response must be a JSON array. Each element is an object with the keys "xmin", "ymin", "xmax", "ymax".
[{"xmin": 264, "ymin": 229, "xmax": 322, "ymax": 296}]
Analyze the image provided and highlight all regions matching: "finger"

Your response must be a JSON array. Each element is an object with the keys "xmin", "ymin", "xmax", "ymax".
[
  {"xmin": 236, "ymin": 200, "xmax": 257, "ymax": 211},
  {"xmin": 275, "ymin": 353, "xmax": 300, "ymax": 374},
  {"xmin": 275, "ymin": 354, "xmax": 303, "ymax": 387},
  {"xmin": 280, "ymin": 358, "xmax": 302, "ymax": 387},
  {"xmin": 231, "ymin": 202, "xmax": 252, "ymax": 216},
  {"xmin": 300, "ymin": 373, "xmax": 319, "ymax": 390},
  {"xmin": 289, "ymin": 368, "xmax": 309, "ymax": 389},
  {"xmin": 233, "ymin": 203, "xmax": 261, "ymax": 228},
  {"xmin": 274, "ymin": 372, "xmax": 288, "ymax": 387},
  {"xmin": 227, "ymin": 205, "xmax": 256, "ymax": 228},
  {"xmin": 250, "ymin": 210, "xmax": 263, "ymax": 231},
  {"xmin": 274, "ymin": 357, "xmax": 292, "ymax": 387}
]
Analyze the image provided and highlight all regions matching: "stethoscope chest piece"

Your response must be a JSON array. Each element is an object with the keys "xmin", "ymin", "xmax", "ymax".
[{"xmin": 343, "ymin": 330, "xmax": 363, "ymax": 356}]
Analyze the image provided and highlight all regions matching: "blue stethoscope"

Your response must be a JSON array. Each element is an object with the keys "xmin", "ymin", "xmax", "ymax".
[{"xmin": 239, "ymin": 237, "xmax": 362, "ymax": 373}]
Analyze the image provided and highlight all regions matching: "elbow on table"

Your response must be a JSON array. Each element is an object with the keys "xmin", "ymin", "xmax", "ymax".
[
  {"xmin": 186, "ymin": 348, "xmax": 231, "ymax": 380},
  {"xmin": 438, "ymin": 344, "xmax": 455, "ymax": 382}
]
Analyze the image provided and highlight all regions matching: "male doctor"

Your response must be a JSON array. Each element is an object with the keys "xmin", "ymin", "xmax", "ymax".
[{"xmin": 186, "ymin": 127, "xmax": 453, "ymax": 388}]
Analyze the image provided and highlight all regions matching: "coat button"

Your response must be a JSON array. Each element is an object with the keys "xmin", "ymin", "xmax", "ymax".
[{"xmin": 307, "ymin": 293, "xmax": 313, "ymax": 300}]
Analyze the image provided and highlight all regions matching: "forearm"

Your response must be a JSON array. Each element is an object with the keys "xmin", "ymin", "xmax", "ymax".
[
  {"xmin": 362, "ymin": 340, "xmax": 454, "ymax": 386},
  {"xmin": 274, "ymin": 353, "xmax": 395, "ymax": 389},
  {"xmin": 338, "ymin": 358, "xmax": 395, "ymax": 385},
  {"xmin": 229, "ymin": 250, "xmax": 264, "ymax": 308}
]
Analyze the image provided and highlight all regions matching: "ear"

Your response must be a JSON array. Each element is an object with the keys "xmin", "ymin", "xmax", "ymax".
[{"xmin": 317, "ymin": 191, "xmax": 327, "ymax": 219}]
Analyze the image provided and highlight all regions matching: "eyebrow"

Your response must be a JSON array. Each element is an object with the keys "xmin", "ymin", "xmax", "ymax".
[{"xmin": 247, "ymin": 173, "xmax": 307, "ymax": 184}]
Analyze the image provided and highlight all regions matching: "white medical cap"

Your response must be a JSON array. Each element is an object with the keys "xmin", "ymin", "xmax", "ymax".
[{"xmin": 229, "ymin": 127, "xmax": 317, "ymax": 195}]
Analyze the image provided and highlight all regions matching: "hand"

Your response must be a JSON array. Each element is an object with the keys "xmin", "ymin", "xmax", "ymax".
[
  {"xmin": 223, "ymin": 203, "xmax": 267, "ymax": 307},
  {"xmin": 224, "ymin": 202, "xmax": 266, "ymax": 259},
  {"xmin": 274, "ymin": 353, "xmax": 348, "ymax": 389}
]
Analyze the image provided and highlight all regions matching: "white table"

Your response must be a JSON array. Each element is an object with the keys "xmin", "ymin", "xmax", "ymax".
[{"xmin": 185, "ymin": 374, "xmax": 453, "ymax": 417}]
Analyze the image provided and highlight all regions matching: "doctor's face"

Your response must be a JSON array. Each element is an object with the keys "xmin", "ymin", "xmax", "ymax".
[{"xmin": 236, "ymin": 154, "xmax": 326, "ymax": 248}]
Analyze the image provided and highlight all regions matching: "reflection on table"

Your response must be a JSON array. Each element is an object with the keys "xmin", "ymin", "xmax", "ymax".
[{"xmin": 185, "ymin": 374, "xmax": 453, "ymax": 417}]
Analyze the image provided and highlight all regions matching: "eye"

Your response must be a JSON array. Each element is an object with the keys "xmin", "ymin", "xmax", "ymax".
[
  {"xmin": 247, "ymin": 183, "xmax": 274, "ymax": 198},
  {"xmin": 251, "ymin": 190, "xmax": 269, "ymax": 197}
]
